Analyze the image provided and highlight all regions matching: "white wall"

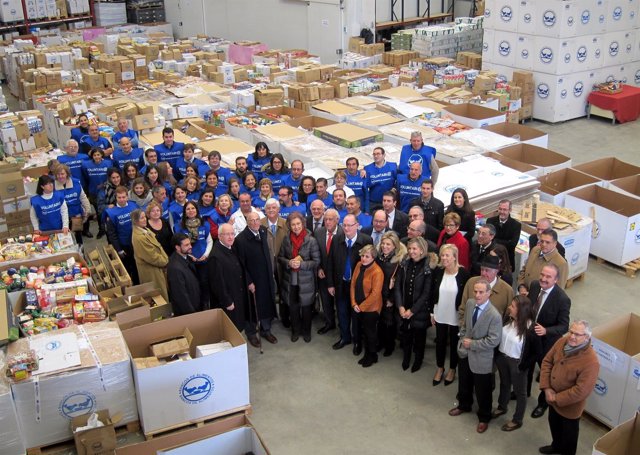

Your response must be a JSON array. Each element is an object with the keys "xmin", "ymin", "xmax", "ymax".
[{"xmin": 374, "ymin": 0, "xmax": 445, "ymax": 23}]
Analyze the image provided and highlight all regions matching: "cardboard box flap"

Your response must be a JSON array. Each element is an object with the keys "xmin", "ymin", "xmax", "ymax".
[
  {"xmin": 444, "ymin": 103, "xmax": 504, "ymax": 121},
  {"xmin": 338, "ymin": 96, "xmax": 380, "ymax": 110},
  {"xmin": 610, "ymin": 175, "xmax": 640, "ymax": 197},
  {"xmin": 498, "ymin": 144, "xmax": 570, "ymax": 167},
  {"xmin": 312, "ymin": 100, "xmax": 361, "ymax": 116},
  {"xmin": 592, "ymin": 313, "xmax": 640, "ymax": 355},
  {"xmin": 314, "ymin": 123, "xmax": 379, "ymax": 142},
  {"xmin": 198, "ymin": 138, "xmax": 253, "ymax": 155},
  {"xmin": 593, "ymin": 412, "xmax": 640, "ymax": 455},
  {"xmin": 409, "ymin": 99, "xmax": 448, "ymax": 113},
  {"xmin": 140, "ymin": 130, "xmax": 191, "ymax": 148},
  {"xmin": 484, "ymin": 151, "xmax": 537, "ymax": 173},
  {"xmin": 287, "ymin": 116, "xmax": 337, "ymax": 131},
  {"xmin": 574, "ymin": 158, "xmax": 640, "ymax": 181},
  {"xmin": 254, "ymin": 123, "xmax": 307, "ymax": 141},
  {"xmin": 351, "ymin": 110, "xmax": 402, "ymax": 127},
  {"xmin": 482, "ymin": 122, "xmax": 547, "ymax": 142},
  {"xmin": 538, "ymin": 169, "xmax": 601, "ymax": 196},
  {"xmin": 567, "ymin": 186, "xmax": 640, "ymax": 218},
  {"xmin": 150, "ymin": 328, "xmax": 193, "ymax": 359},
  {"xmin": 372, "ymin": 86, "xmax": 424, "ymax": 101}
]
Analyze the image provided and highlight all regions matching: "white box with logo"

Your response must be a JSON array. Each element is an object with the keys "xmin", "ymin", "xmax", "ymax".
[
  {"xmin": 586, "ymin": 313, "xmax": 640, "ymax": 428},
  {"xmin": 7, "ymin": 323, "xmax": 138, "ymax": 449},
  {"xmin": 487, "ymin": 0, "xmax": 519, "ymax": 32},
  {"xmin": 517, "ymin": 0, "xmax": 537, "ymax": 35},
  {"xmin": 0, "ymin": 378, "xmax": 25, "ymax": 455},
  {"xmin": 619, "ymin": 355, "xmax": 640, "ymax": 424},
  {"xmin": 535, "ymin": 0, "xmax": 579, "ymax": 38},
  {"xmin": 533, "ymin": 36, "xmax": 575, "ymax": 74},
  {"xmin": 481, "ymin": 62, "xmax": 513, "ymax": 81},
  {"xmin": 0, "ymin": 0, "xmax": 24, "ymax": 22},
  {"xmin": 482, "ymin": 28, "xmax": 495, "ymax": 63},
  {"xmin": 599, "ymin": 63, "xmax": 628, "ymax": 83},
  {"xmin": 572, "ymin": 34, "xmax": 604, "ymax": 72},
  {"xmin": 628, "ymin": 61, "xmax": 640, "ymax": 86},
  {"xmin": 606, "ymin": 0, "xmax": 637, "ymax": 32},
  {"xmin": 515, "ymin": 33, "xmax": 535, "ymax": 70},
  {"xmin": 531, "ymin": 72, "xmax": 574, "ymax": 122},
  {"xmin": 122, "ymin": 309, "xmax": 250, "ymax": 436},
  {"xmin": 602, "ymin": 30, "xmax": 636, "ymax": 66},
  {"xmin": 573, "ymin": 0, "xmax": 600, "ymax": 36},
  {"xmin": 564, "ymin": 69, "xmax": 599, "ymax": 119},
  {"xmin": 492, "ymin": 31, "xmax": 518, "ymax": 67}
]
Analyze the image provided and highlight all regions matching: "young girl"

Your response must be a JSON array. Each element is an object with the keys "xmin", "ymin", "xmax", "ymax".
[
  {"xmin": 122, "ymin": 162, "xmax": 140, "ymax": 189},
  {"xmin": 129, "ymin": 177, "xmax": 153, "ymax": 209},
  {"xmin": 183, "ymin": 176, "xmax": 202, "ymax": 201}
]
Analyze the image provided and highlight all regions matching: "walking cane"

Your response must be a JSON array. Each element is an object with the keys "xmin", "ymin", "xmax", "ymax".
[{"xmin": 251, "ymin": 291, "xmax": 264, "ymax": 354}]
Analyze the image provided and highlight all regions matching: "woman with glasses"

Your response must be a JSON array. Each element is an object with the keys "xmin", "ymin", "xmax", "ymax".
[{"xmin": 437, "ymin": 212, "xmax": 470, "ymax": 269}]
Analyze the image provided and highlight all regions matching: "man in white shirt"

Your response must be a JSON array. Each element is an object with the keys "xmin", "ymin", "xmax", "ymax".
[{"xmin": 231, "ymin": 193, "xmax": 264, "ymax": 236}]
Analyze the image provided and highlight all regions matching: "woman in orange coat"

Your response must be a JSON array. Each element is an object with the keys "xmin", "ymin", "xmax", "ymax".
[{"xmin": 350, "ymin": 244, "xmax": 384, "ymax": 368}]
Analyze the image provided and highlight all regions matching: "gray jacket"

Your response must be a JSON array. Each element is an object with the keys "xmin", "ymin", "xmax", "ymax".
[
  {"xmin": 457, "ymin": 298, "xmax": 502, "ymax": 374},
  {"xmin": 278, "ymin": 231, "xmax": 321, "ymax": 307}
]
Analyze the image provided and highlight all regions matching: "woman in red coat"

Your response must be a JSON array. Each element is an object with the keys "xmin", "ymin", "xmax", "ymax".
[{"xmin": 437, "ymin": 212, "xmax": 470, "ymax": 270}]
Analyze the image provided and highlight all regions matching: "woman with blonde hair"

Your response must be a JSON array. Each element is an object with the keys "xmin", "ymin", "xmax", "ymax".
[
  {"xmin": 375, "ymin": 231, "xmax": 407, "ymax": 357},
  {"xmin": 351, "ymin": 244, "xmax": 384, "ymax": 367},
  {"xmin": 131, "ymin": 208, "xmax": 169, "ymax": 300},
  {"xmin": 394, "ymin": 237, "xmax": 432, "ymax": 373},
  {"xmin": 429, "ymin": 244, "xmax": 470, "ymax": 386}
]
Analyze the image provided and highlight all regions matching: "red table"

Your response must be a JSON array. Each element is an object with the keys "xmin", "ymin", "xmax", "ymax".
[{"xmin": 587, "ymin": 84, "xmax": 640, "ymax": 124}]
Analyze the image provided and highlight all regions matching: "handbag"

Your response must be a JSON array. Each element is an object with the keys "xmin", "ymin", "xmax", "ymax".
[{"xmin": 71, "ymin": 216, "xmax": 83, "ymax": 232}]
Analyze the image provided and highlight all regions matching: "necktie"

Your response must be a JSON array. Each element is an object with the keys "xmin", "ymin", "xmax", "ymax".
[
  {"xmin": 255, "ymin": 232, "xmax": 261, "ymax": 241},
  {"xmin": 271, "ymin": 224, "xmax": 276, "ymax": 235},
  {"xmin": 326, "ymin": 231, "xmax": 333, "ymax": 252},
  {"xmin": 535, "ymin": 290, "xmax": 546, "ymax": 319},
  {"xmin": 472, "ymin": 305, "xmax": 480, "ymax": 327},
  {"xmin": 480, "ymin": 246, "xmax": 485, "ymax": 254},
  {"xmin": 343, "ymin": 238, "xmax": 353, "ymax": 281},
  {"xmin": 314, "ymin": 221, "xmax": 320, "ymax": 231}
]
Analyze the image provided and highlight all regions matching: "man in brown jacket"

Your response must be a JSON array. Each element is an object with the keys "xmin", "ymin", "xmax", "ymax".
[
  {"xmin": 538, "ymin": 320, "xmax": 599, "ymax": 455},
  {"xmin": 519, "ymin": 228, "xmax": 568, "ymax": 289}
]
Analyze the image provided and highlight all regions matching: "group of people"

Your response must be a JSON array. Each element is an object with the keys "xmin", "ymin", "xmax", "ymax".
[{"xmin": 31, "ymin": 121, "xmax": 598, "ymax": 454}]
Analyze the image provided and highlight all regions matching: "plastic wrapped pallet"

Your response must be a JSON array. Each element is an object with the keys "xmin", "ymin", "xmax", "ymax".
[
  {"xmin": 422, "ymin": 135, "xmax": 487, "ymax": 164},
  {"xmin": 379, "ymin": 121, "xmax": 441, "ymax": 146},
  {"xmin": 0, "ymin": 370, "xmax": 25, "ymax": 455},
  {"xmin": 452, "ymin": 128, "xmax": 519, "ymax": 151},
  {"xmin": 8, "ymin": 322, "xmax": 138, "ymax": 449}
]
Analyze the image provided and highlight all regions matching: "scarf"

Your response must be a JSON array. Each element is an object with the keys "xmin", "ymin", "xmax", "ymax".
[
  {"xmin": 184, "ymin": 217, "xmax": 202, "ymax": 243},
  {"xmin": 564, "ymin": 339, "xmax": 590, "ymax": 357},
  {"xmin": 104, "ymin": 181, "xmax": 117, "ymax": 205},
  {"xmin": 290, "ymin": 229, "xmax": 307, "ymax": 258}
]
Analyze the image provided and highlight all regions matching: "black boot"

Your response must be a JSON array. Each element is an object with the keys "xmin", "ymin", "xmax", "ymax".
[
  {"xmin": 362, "ymin": 352, "xmax": 378, "ymax": 368},
  {"xmin": 411, "ymin": 356, "xmax": 423, "ymax": 373}
]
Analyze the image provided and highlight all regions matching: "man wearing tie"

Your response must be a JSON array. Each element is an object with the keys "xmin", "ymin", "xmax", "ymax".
[
  {"xmin": 361, "ymin": 209, "xmax": 389, "ymax": 246},
  {"xmin": 326, "ymin": 214, "xmax": 373, "ymax": 352},
  {"xmin": 307, "ymin": 199, "xmax": 325, "ymax": 232},
  {"xmin": 449, "ymin": 278, "xmax": 502, "ymax": 434},
  {"xmin": 235, "ymin": 212, "xmax": 278, "ymax": 348},
  {"xmin": 314, "ymin": 209, "xmax": 342, "ymax": 334},
  {"xmin": 528, "ymin": 264, "xmax": 571, "ymax": 419},
  {"xmin": 486, "ymin": 199, "xmax": 521, "ymax": 271},
  {"xmin": 262, "ymin": 198, "xmax": 290, "ymax": 328}
]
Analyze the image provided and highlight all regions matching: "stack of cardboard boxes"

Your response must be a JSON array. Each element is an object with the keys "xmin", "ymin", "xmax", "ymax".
[
  {"xmin": 0, "ymin": 111, "xmax": 50, "ymax": 156},
  {"xmin": 512, "ymin": 70, "xmax": 534, "ymax": 121}
]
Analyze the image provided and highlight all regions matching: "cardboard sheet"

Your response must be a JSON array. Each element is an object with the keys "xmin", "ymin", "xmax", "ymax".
[
  {"xmin": 371, "ymin": 86, "xmax": 424, "ymax": 101},
  {"xmin": 30, "ymin": 332, "xmax": 81, "ymax": 375},
  {"xmin": 255, "ymin": 123, "xmax": 307, "ymax": 141}
]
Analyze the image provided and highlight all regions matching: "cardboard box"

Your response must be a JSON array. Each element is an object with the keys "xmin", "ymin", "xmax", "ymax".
[
  {"xmin": 132, "ymin": 113, "xmax": 156, "ymax": 131},
  {"xmin": 71, "ymin": 410, "xmax": 119, "ymax": 455},
  {"xmin": 564, "ymin": 186, "xmax": 640, "ymax": 266},
  {"xmin": 250, "ymin": 123, "xmax": 308, "ymax": 156},
  {"xmin": 573, "ymin": 158, "xmax": 640, "ymax": 188},
  {"xmin": 586, "ymin": 314, "xmax": 640, "ymax": 428},
  {"xmin": 258, "ymin": 106, "xmax": 310, "ymax": 122},
  {"xmin": 152, "ymin": 424, "xmax": 269, "ymax": 454},
  {"xmin": 0, "ymin": 171, "xmax": 25, "ymax": 200},
  {"xmin": 254, "ymin": 88, "xmax": 284, "ymax": 107},
  {"xmin": 442, "ymin": 103, "xmax": 506, "ymax": 128},
  {"xmin": 482, "ymin": 122, "xmax": 549, "ymax": 148},
  {"xmin": 619, "ymin": 357, "xmax": 640, "ymax": 424},
  {"xmin": 8, "ymin": 323, "xmax": 138, "ymax": 448},
  {"xmin": 497, "ymin": 144, "xmax": 571, "ymax": 177},
  {"xmin": 310, "ymin": 100, "xmax": 363, "ymax": 122},
  {"xmin": 0, "ymin": 379, "xmax": 25, "ymax": 455},
  {"xmin": 286, "ymin": 115, "xmax": 337, "ymax": 131},
  {"xmin": 610, "ymin": 175, "xmax": 640, "ymax": 200},
  {"xmin": 593, "ymin": 412, "xmax": 640, "ymax": 455},
  {"xmin": 121, "ymin": 310, "xmax": 250, "ymax": 436},
  {"xmin": 151, "ymin": 328, "xmax": 193, "ymax": 358},
  {"xmin": 313, "ymin": 123, "xmax": 383, "ymax": 149},
  {"xmin": 538, "ymin": 168, "xmax": 602, "ymax": 206}
]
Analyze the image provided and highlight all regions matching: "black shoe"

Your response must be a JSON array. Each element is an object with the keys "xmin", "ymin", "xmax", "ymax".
[
  {"xmin": 491, "ymin": 408, "xmax": 507, "ymax": 419},
  {"xmin": 82, "ymin": 230, "xmax": 93, "ymax": 238},
  {"xmin": 353, "ymin": 344, "xmax": 362, "ymax": 356},
  {"xmin": 332, "ymin": 340, "xmax": 349, "ymax": 350},
  {"xmin": 411, "ymin": 360, "xmax": 422, "ymax": 373},
  {"xmin": 510, "ymin": 391, "xmax": 517, "ymax": 400},
  {"xmin": 362, "ymin": 355, "xmax": 378, "ymax": 368},
  {"xmin": 538, "ymin": 445, "xmax": 560, "ymax": 454},
  {"xmin": 96, "ymin": 230, "xmax": 106, "ymax": 239},
  {"xmin": 383, "ymin": 347, "xmax": 394, "ymax": 357},
  {"xmin": 303, "ymin": 335, "xmax": 311, "ymax": 343},
  {"xmin": 402, "ymin": 351, "xmax": 411, "ymax": 370},
  {"xmin": 317, "ymin": 325, "xmax": 335, "ymax": 335},
  {"xmin": 531, "ymin": 405, "xmax": 548, "ymax": 419},
  {"xmin": 281, "ymin": 320, "xmax": 291, "ymax": 329},
  {"xmin": 357, "ymin": 356, "xmax": 366, "ymax": 365},
  {"xmin": 291, "ymin": 334, "xmax": 299, "ymax": 342}
]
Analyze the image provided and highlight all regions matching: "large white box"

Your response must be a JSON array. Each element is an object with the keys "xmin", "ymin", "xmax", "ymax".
[
  {"xmin": 572, "ymin": 35, "xmax": 604, "ymax": 72},
  {"xmin": 482, "ymin": 28, "xmax": 495, "ymax": 63},
  {"xmin": 535, "ymin": 0, "xmax": 579, "ymax": 38},
  {"xmin": 619, "ymin": 355, "xmax": 640, "ymax": 424},
  {"xmin": 600, "ymin": 63, "xmax": 630, "ymax": 82},
  {"xmin": 157, "ymin": 426, "xmax": 269, "ymax": 455},
  {"xmin": 512, "ymin": 33, "xmax": 535, "ymax": 70},
  {"xmin": 564, "ymin": 185, "xmax": 640, "ymax": 266},
  {"xmin": 573, "ymin": 0, "xmax": 604, "ymax": 35},
  {"xmin": 560, "ymin": 216, "xmax": 593, "ymax": 278},
  {"xmin": 0, "ymin": 380, "xmax": 25, "ymax": 455},
  {"xmin": 8, "ymin": 323, "xmax": 138, "ymax": 449},
  {"xmin": 533, "ymin": 36, "xmax": 575, "ymax": 74},
  {"xmin": 518, "ymin": 0, "xmax": 537, "ymax": 35},
  {"xmin": 0, "ymin": 0, "xmax": 24, "ymax": 22},
  {"xmin": 606, "ymin": 0, "xmax": 638, "ymax": 32},
  {"xmin": 586, "ymin": 313, "xmax": 640, "ymax": 428},
  {"xmin": 482, "ymin": 122, "xmax": 549, "ymax": 148},
  {"xmin": 532, "ymin": 72, "xmax": 575, "ymax": 122},
  {"xmin": 442, "ymin": 103, "xmax": 506, "ymax": 127},
  {"xmin": 564, "ymin": 69, "xmax": 600, "ymax": 118},
  {"xmin": 492, "ymin": 31, "xmax": 518, "ymax": 67},
  {"xmin": 122, "ymin": 309, "xmax": 250, "ymax": 436},
  {"xmin": 486, "ymin": 0, "xmax": 519, "ymax": 31},
  {"xmin": 602, "ymin": 30, "xmax": 637, "ymax": 67},
  {"xmin": 497, "ymin": 143, "xmax": 572, "ymax": 176},
  {"xmin": 538, "ymin": 168, "xmax": 602, "ymax": 206}
]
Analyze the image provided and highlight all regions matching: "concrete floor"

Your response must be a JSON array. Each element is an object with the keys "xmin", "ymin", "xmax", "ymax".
[{"xmin": 247, "ymin": 116, "xmax": 640, "ymax": 455}]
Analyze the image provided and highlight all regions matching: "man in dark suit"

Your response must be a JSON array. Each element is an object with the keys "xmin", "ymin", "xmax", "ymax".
[
  {"xmin": 382, "ymin": 191, "xmax": 408, "ymax": 238},
  {"xmin": 167, "ymin": 233, "xmax": 201, "ymax": 316},
  {"xmin": 528, "ymin": 263, "xmax": 571, "ymax": 419},
  {"xmin": 529, "ymin": 218, "xmax": 566, "ymax": 259},
  {"xmin": 486, "ymin": 199, "xmax": 522, "ymax": 270},
  {"xmin": 408, "ymin": 205, "xmax": 440, "ymax": 244},
  {"xmin": 234, "ymin": 212, "xmax": 278, "ymax": 348},
  {"xmin": 261, "ymin": 198, "xmax": 289, "ymax": 328},
  {"xmin": 470, "ymin": 224, "xmax": 496, "ymax": 276},
  {"xmin": 409, "ymin": 178, "xmax": 444, "ymax": 231},
  {"xmin": 306, "ymin": 199, "xmax": 325, "ymax": 232},
  {"xmin": 314, "ymin": 208, "xmax": 342, "ymax": 334},
  {"xmin": 361, "ymin": 209, "xmax": 389, "ymax": 247},
  {"xmin": 326, "ymin": 214, "xmax": 373, "ymax": 353}
]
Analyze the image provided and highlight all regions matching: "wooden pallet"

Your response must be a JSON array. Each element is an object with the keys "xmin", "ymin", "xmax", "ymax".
[
  {"xmin": 27, "ymin": 420, "xmax": 140, "ymax": 455},
  {"xmin": 592, "ymin": 255, "xmax": 640, "ymax": 278},
  {"xmin": 565, "ymin": 272, "xmax": 586, "ymax": 289},
  {"xmin": 144, "ymin": 406, "xmax": 252, "ymax": 440}
]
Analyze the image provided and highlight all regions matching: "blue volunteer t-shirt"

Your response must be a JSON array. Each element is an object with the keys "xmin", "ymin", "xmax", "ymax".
[{"xmin": 364, "ymin": 161, "xmax": 397, "ymax": 203}]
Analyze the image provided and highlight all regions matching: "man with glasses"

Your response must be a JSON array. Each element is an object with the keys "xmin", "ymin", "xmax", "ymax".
[
  {"xmin": 315, "ymin": 208, "xmax": 342, "ymax": 335},
  {"xmin": 408, "ymin": 205, "xmax": 439, "ymax": 244},
  {"xmin": 538, "ymin": 320, "xmax": 598, "ymax": 455},
  {"xmin": 283, "ymin": 160, "xmax": 305, "ymax": 191},
  {"xmin": 361, "ymin": 209, "xmax": 389, "ymax": 246},
  {"xmin": 528, "ymin": 264, "xmax": 571, "ymax": 419},
  {"xmin": 326, "ymin": 214, "xmax": 372, "ymax": 353},
  {"xmin": 278, "ymin": 186, "xmax": 306, "ymax": 219},
  {"xmin": 234, "ymin": 212, "xmax": 278, "ymax": 348}
]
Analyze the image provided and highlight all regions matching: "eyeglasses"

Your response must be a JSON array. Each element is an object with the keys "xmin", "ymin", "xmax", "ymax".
[
  {"xmin": 343, "ymin": 223, "xmax": 358, "ymax": 228},
  {"xmin": 568, "ymin": 330, "xmax": 587, "ymax": 337},
  {"xmin": 445, "ymin": 224, "xmax": 457, "ymax": 228}
]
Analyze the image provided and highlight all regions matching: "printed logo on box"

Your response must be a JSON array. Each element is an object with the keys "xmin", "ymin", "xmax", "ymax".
[
  {"xmin": 567, "ymin": 15, "xmax": 575, "ymax": 26},
  {"xmin": 482, "ymin": 42, "xmax": 489, "ymax": 53},
  {"xmin": 576, "ymin": 46, "xmax": 588, "ymax": 62},
  {"xmin": 498, "ymin": 41, "xmax": 511, "ymax": 56},
  {"xmin": 564, "ymin": 53, "xmax": 571, "ymax": 64},
  {"xmin": 594, "ymin": 378, "xmax": 608, "ymax": 396},
  {"xmin": 574, "ymin": 81, "xmax": 584, "ymax": 97},
  {"xmin": 521, "ymin": 49, "xmax": 530, "ymax": 59},
  {"xmin": 537, "ymin": 83, "xmax": 551, "ymax": 99},
  {"xmin": 564, "ymin": 238, "xmax": 575, "ymax": 248},
  {"xmin": 485, "ymin": 8, "xmax": 491, "ymax": 19},
  {"xmin": 581, "ymin": 10, "xmax": 591, "ymax": 24},
  {"xmin": 491, "ymin": 171, "xmax": 505, "ymax": 177},
  {"xmin": 595, "ymin": 48, "xmax": 601, "ymax": 59},
  {"xmin": 635, "ymin": 228, "xmax": 640, "ymax": 244},
  {"xmin": 523, "ymin": 13, "xmax": 532, "ymax": 23},
  {"xmin": 593, "ymin": 221, "xmax": 601, "ymax": 238},
  {"xmin": 179, "ymin": 374, "xmax": 214, "ymax": 405},
  {"xmin": 542, "ymin": 10, "xmax": 557, "ymax": 27},
  {"xmin": 635, "ymin": 70, "xmax": 640, "ymax": 84},
  {"xmin": 59, "ymin": 391, "xmax": 97, "ymax": 419},
  {"xmin": 500, "ymin": 6, "xmax": 513, "ymax": 22},
  {"xmin": 599, "ymin": 14, "xmax": 605, "ymax": 24},
  {"xmin": 46, "ymin": 340, "xmax": 62, "ymax": 350},
  {"xmin": 609, "ymin": 41, "xmax": 619, "ymax": 56},
  {"xmin": 632, "ymin": 367, "xmax": 640, "ymax": 379},
  {"xmin": 571, "ymin": 252, "xmax": 580, "ymax": 265},
  {"xmin": 612, "ymin": 6, "xmax": 623, "ymax": 21},
  {"xmin": 445, "ymin": 184, "xmax": 466, "ymax": 193},
  {"xmin": 540, "ymin": 47, "xmax": 553, "ymax": 63},
  {"xmin": 561, "ymin": 89, "xmax": 568, "ymax": 99}
]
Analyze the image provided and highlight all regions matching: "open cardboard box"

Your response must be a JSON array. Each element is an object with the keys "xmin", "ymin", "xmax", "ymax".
[
  {"xmin": 593, "ymin": 412, "xmax": 640, "ymax": 455},
  {"xmin": 121, "ymin": 309, "xmax": 249, "ymax": 435},
  {"xmin": 310, "ymin": 100, "xmax": 363, "ymax": 122},
  {"xmin": 619, "ymin": 354, "xmax": 640, "ymax": 424},
  {"xmin": 71, "ymin": 410, "xmax": 121, "ymax": 455},
  {"xmin": 610, "ymin": 175, "xmax": 640, "ymax": 199},
  {"xmin": 258, "ymin": 105, "xmax": 311, "ymax": 121},
  {"xmin": 250, "ymin": 123, "xmax": 309, "ymax": 156},
  {"xmin": 482, "ymin": 151, "xmax": 538, "ymax": 175},
  {"xmin": 497, "ymin": 144, "xmax": 571, "ymax": 177},
  {"xmin": 287, "ymin": 115, "xmax": 337, "ymax": 131},
  {"xmin": 538, "ymin": 169, "xmax": 602, "ymax": 206},
  {"xmin": 349, "ymin": 109, "xmax": 402, "ymax": 131},
  {"xmin": 482, "ymin": 122, "xmax": 549, "ymax": 148},
  {"xmin": 313, "ymin": 123, "xmax": 383, "ymax": 148},
  {"xmin": 564, "ymin": 185, "xmax": 640, "ymax": 266},
  {"xmin": 573, "ymin": 158, "xmax": 640, "ymax": 188},
  {"xmin": 442, "ymin": 103, "xmax": 506, "ymax": 128},
  {"xmin": 586, "ymin": 313, "xmax": 640, "ymax": 428},
  {"xmin": 150, "ymin": 328, "xmax": 193, "ymax": 359},
  {"xmin": 106, "ymin": 283, "xmax": 172, "ymax": 322}
]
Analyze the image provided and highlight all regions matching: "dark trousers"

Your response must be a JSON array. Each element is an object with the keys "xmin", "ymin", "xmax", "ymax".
[
  {"xmin": 356, "ymin": 311, "xmax": 378, "ymax": 355},
  {"xmin": 528, "ymin": 359, "xmax": 547, "ymax": 405},
  {"xmin": 400, "ymin": 322, "xmax": 426, "ymax": 362},
  {"xmin": 336, "ymin": 283, "xmax": 355, "ymax": 343},
  {"xmin": 548, "ymin": 406, "xmax": 580, "ymax": 455},
  {"xmin": 121, "ymin": 245, "xmax": 140, "ymax": 285},
  {"xmin": 457, "ymin": 357, "xmax": 493, "ymax": 423},
  {"xmin": 275, "ymin": 268, "xmax": 290, "ymax": 325},
  {"xmin": 435, "ymin": 322, "xmax": 459, "ymax": 369},
  {"xmin": 496, "ymin": 353, "xmax": 528, "ymax": 424},
  {"xmin": 196, "ymin": 261, "xmax": 210, "ymax": 310},
  {"xmin": 289, "ymin": 285, "xmax": 312, "ymax": 337},
  {"xmin": 245, "ymin": 317, "xmax": 273, "ymax": 337},
  {"xmin": 377, "ymin": 305, "xmax": 396, "ymax": 351},
  {"xmin": 318, "ymin": 277, "xmax": 335, "ymax": 327}
]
